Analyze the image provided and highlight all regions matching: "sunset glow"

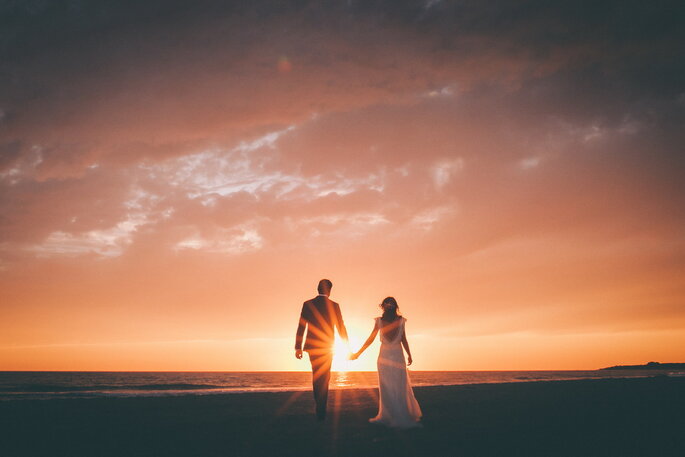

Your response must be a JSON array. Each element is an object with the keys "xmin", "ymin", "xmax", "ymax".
[
  {"xmin": 331, "ymin": 327, "xmax": 373, "ymax": 372},
  {"xmin": 1, "ymin": 1, "xmax": 684, "ymax": 372},
  {"xmin": 332, "ymin": 337, "xmax": 353, "ymax": 373}
]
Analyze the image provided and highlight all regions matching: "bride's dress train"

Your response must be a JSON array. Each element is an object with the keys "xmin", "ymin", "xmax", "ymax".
[{"xmin": 370, "ymin": 317, "xmax": 422, "ymax": 428}]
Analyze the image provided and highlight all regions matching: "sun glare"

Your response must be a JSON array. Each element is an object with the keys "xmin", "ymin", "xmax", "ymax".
[
  {"xmin": 331, "ymin": 321, "xmax": 375, "ymax": 372},
  {"xmin": 332, "ymin": 335, "xmax": 353, "ymax": 372}
]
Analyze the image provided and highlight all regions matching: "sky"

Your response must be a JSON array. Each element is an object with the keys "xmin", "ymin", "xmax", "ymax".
[{"xmin": 1, "ymin": 0, "xmax": 684, "ymax": 371}]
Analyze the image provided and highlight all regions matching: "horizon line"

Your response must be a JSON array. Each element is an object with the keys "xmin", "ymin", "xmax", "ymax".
[{"xmin": 0, "ymin": 368, "xmax": 618, "ymax": 373}]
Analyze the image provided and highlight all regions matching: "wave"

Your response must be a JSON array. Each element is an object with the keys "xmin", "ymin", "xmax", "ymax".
[{"xmin": 0, "ymin": 383, "xmax": 227, "ymax": 393}]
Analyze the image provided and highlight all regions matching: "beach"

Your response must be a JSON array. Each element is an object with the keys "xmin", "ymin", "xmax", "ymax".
[{"xmin": 1, "ymin": 376, "xmax": 683, "ymax": 457}]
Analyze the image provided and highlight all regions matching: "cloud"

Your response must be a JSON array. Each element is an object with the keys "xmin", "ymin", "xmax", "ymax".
[
  {"xmin": 411, "ymin": 206, "xmax": 455, "ymax": 230},
  {"xmin": 29, "ymin": 216, "xmax": 146, "ymax": 258},
  {"xmin": 516, "ymin": 154, "xmax": 539, "ymax": 170},
  {"xmin": 174, "ymin": 225, "xmax": 264, "ymax": 255},
  {"xmin": 9, "ymin": 0, "xmax": 679, "ymax": 178},
  {"xmin": 432, "ymin": 158, "xmax": 464, "ymax": 189}
]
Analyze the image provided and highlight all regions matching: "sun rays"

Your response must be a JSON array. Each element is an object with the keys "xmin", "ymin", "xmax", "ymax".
[
  {"xmin": 331, "ymin": 323, "xmax": 374, "ymax": 372},
  {"xmin": 332, "ymin": 336, "xmax": 353, "ymax": 372}
]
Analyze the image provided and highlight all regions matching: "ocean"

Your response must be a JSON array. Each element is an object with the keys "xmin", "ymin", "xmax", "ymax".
[{"xmin": 0, "ymin": 369, "xmax": 677, "ymax": 400}]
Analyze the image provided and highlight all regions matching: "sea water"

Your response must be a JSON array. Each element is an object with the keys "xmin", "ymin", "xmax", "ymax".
[{"xmin": 0, "ymin": 369, "xmax": 673, "ymax": 400}]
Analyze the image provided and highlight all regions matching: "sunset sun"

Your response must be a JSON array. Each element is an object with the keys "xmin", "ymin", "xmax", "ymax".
[
  {"xmin": 332, "ymin": 321, "xmax": 374, "ymax": 372},
  {"xmin": 332, "ymin": 335, "xmax": 353, "ymax": 372}
]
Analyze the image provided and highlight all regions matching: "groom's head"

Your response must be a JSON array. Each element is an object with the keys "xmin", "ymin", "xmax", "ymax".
[{"xmin": 317, "ymin": 279, "xmax": 332, "ymax": 295}]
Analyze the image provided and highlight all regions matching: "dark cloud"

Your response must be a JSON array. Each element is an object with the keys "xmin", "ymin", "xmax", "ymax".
[{"xmin": 3, "ymin": 0, "xmax": 680, "ymax": 168}]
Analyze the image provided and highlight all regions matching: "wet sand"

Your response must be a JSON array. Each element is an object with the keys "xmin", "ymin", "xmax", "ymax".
[{"xmin": 1, "ymin": 376, "xmax": 683, "ymax": 456}]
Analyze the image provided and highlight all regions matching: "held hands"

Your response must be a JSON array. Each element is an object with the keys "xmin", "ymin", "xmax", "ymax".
[
  {"xmin": 295, "ymin": 349, "xmax": 303, "ymax": 360},
  {"xmin": 348, "ymin": 351, "xmax": 359, "ymax": 360}
]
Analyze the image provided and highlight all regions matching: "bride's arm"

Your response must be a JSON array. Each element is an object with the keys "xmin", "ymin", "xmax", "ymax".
[
  {"xmin": 350, "ymin": 324, "xmax": 378, "ymax": 360},
  {"xmin": 401, "ymin": 331, "xmax": 413, "ymax": 366}
]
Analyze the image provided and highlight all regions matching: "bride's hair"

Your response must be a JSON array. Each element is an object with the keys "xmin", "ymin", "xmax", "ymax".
[{"xmin": 380, "ymin": 296, "xmax": 400, "ymax": 321}]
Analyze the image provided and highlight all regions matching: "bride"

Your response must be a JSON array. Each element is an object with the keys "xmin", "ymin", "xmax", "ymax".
[{"xmin": 350, "ymin": 297, "xmax": 422, "ymax": 428}]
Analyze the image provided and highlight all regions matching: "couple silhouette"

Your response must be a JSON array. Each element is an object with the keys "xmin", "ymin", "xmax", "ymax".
[{"xmin": 295, "ymin": 279, "xmax": 422, "ymax": 428}]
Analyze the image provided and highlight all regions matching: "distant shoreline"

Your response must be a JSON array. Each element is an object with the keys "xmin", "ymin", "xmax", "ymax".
[{"xmin": 600, "ymin": 362, "xmax": 685, "ymax": 370}]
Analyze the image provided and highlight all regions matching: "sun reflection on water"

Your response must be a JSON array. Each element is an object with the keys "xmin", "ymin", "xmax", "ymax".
[{"xmin": 333, "ymin": 370, "xmax": 349, "ymax": 388}]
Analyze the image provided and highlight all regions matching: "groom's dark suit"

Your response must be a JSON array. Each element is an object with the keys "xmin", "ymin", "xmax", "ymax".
[{"xmin": 295, "ymin": 294, "xmax": 348, "ymax": 420}]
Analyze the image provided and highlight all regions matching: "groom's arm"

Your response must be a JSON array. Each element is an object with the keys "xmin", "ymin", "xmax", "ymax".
[
  {"xmin": 334, "ymin": 302, "xmax": 349, "ymax": 342},
  {"xmin": 295, "ymin": 303, "xmax": 308, "ymax": 351}
]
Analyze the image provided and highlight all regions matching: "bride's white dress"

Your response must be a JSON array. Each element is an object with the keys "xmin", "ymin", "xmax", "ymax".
[{"xmin": 370, "ymin": 317, "xmax": 422, "ymax": 428}]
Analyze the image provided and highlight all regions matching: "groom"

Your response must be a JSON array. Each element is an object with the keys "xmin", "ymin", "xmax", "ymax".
[{"xmin": 295, "ymin": 279, "xmax": 349, "ymax": 421}]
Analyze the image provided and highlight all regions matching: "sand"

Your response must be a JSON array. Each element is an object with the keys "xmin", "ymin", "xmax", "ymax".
[{"xmin": 1, "ymin": 376, "xmax": 683, "ymax": 457}]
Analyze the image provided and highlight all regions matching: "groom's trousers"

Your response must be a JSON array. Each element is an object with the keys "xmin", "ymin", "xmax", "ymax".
[{"xmin": 308, "ymin": 351, "xmax": 333, "ymax": 420}]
